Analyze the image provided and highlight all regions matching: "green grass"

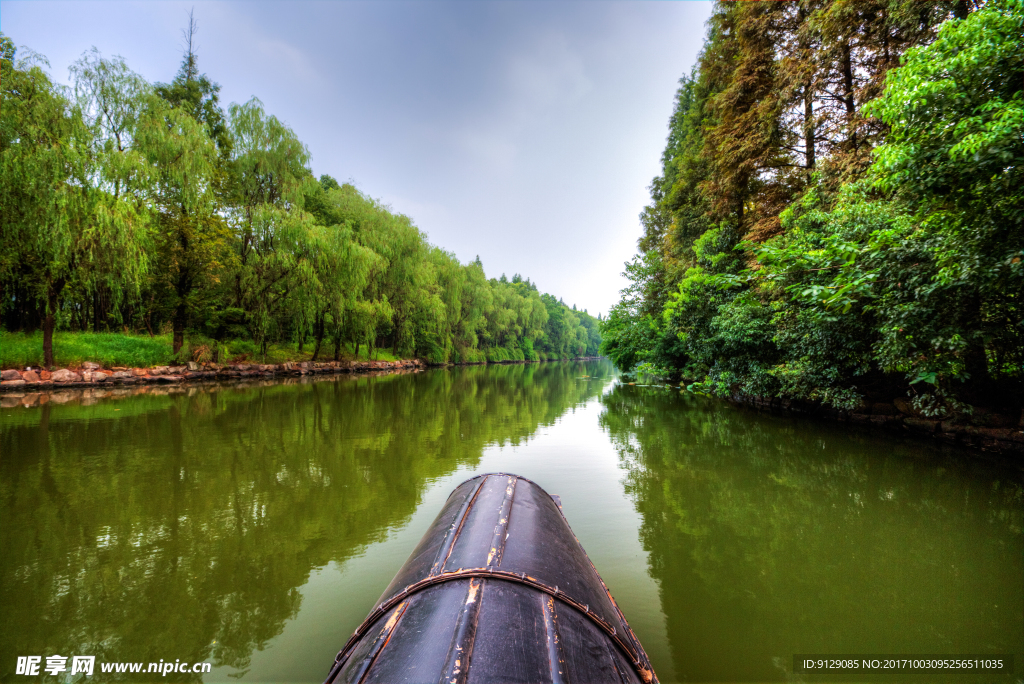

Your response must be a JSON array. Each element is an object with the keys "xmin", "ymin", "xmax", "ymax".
[
  {"xmin": 1, "ymin": 331, "xmax": 174, "ymax": 369},
  {"xmin": 1, "ymin": 331, "xmax": 404, "ymax": 369},
  {"xmin": 241, "ymin": 341, "xmax": 399, "ymax": 365}
]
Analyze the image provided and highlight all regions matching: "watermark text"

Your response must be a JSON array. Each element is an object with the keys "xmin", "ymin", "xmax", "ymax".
[{"xmin": 16, "ymin": 656, "xmax": 211, "ymax": 677}]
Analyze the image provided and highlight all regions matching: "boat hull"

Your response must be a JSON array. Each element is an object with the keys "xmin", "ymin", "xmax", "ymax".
[{"xmin": 325, "ymin": 473, "xmax": 657, "ymax": 684}]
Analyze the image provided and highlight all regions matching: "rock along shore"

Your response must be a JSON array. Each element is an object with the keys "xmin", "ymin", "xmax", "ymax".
[
  {"xmin": 0, "ymin": 355, "xmax": 602, "ymax": 395},
  {"xmin": 0, "ymin": 358, "xmax": 427, "ymax": 393}
]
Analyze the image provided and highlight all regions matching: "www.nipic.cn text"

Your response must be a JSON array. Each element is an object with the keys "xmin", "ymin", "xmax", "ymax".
[{"xmin": 15, "ymin": 656, "xmax": 212, "ymax": 676}]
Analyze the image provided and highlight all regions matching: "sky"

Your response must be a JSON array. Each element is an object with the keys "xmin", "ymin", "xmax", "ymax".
[{"xmin": 1, "ymin": 0, "xmax": 714, "ymax": 316}]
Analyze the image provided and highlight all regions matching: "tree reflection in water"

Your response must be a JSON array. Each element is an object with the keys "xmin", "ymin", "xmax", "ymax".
[
  {"xmin": 599, "ymin": 384, "xmax": 1023, "ymax": 683},
  {"xmin": 0, "ymin": 362, "xmax": 606, "ymax": 681}
]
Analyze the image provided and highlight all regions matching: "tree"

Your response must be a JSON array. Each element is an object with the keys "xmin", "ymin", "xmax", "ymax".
[
  {"xmin": 1, "ymin": 31, "xmax": 600, "ymax": 366},
  {"xmin": 700, "ymin": 1, "xmax": 792, "ymax": 240},
  {"xmin": 153, "ymin": 10, "xmax": 231, "ymax": 158},
  {"xmin": 697, "ymin": 0, "xmax": 1023, "ymax": 410},
  {"xmin": 453, "ymin": 258, "xmax": 493, "ymax": 361},
  {"xmin": 302, "ymin": 220, "xmax": 378, "ymax": 362},
  {"xmin": 227, "ymin": 97, "xmax": 314, "ymax": 354},
  {"xmin": 142, "ymin": 95, "xmax": 224, "ymax": 354},
  {"xmin": 859, "ymin": 0, "xmax": 1023, "ymax": 400},
  {"xmin": 145, "ymin": 15, "xmax": 232, "ymax": 354},
  {"xmin": 69, "ymin": 49, "xmax": 156, "ymax": 333},
  {"xmin": 604, "ymin": 0, "xmax": 992, "ymax": 413},
  {"xmin": 1, "ymin": 37, "xmax": 148, "ymax": 365}
]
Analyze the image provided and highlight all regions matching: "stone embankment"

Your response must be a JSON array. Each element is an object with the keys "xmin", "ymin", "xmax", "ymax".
[
  {"xmin": 733, "ymin": 393, "xmax": 1024, "ymax": 455},
  {"xmin": 0, "ymin": 359, "xmax": 426, "ymax": 392}
]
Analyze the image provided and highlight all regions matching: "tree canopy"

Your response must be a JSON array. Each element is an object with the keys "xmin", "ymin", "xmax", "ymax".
[
  {"xmin": 0, "ymin": 31, "xmax": 600, "ymax": 365},
  {"xmin": 602, "ymin": 0, "xmax": 1022, "ymax": 418}
]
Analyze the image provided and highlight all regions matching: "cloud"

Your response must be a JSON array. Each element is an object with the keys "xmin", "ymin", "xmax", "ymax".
[
  {"xmin": 253, "ymin": 37, "xmax": 321, "ymax": 88},
  {"xmin": 452, "ymin": 129, "xmax": 519, "ymax": 169},
  {"xmin": 505, "ymin": 29, "xmax": 592, "ymax": 124}
]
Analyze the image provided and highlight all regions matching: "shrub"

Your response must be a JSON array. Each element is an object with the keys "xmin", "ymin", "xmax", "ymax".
[{"xmin": 226, "ymin": 339, "xmax": 259, "ymax": 362}]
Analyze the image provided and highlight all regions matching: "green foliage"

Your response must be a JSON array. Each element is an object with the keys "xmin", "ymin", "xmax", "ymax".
[
  {"xmin": 599, "ymin": 252, "xmax": 665, "ymax": 371},
  {"xmin": 454, "ymin": 347, "xmax": 487, "ymax": 365},
  {"xmin": 0, "ymin": 37, "xmax": 150, "ymax": 365},
  {"xmin": 606, "ymin": 0, "xmax": 1022, "ymax": 413},
  {"xmin": 227, "ymin": 97, "xmax": 316, "ymax": 352},
  {"xmin": 0, "ymin": 330, "xmax": 405, "ymax": 369},
  {"xmin": 0, "ymin": 34, "xmax": 600, "ymax": 366},
  {"xmin": 224, "ymin": 338, "xmax": 259, "ymax": 361},
  {"xmin": 0, "ymin": 331, "xmax": 172, "ymax": 368},
  {"xmin": 599, "ymin": 305, "xmax": 658, "ymax": 372},
  {"xmin": 486, "ymin": 346, "xmax": 528, "ymax": 363}
]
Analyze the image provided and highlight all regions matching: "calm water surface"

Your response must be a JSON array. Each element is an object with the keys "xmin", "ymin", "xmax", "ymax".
[{"xmin": 2, "ymin": 360, "xmax": 1022, "ymax": 682}]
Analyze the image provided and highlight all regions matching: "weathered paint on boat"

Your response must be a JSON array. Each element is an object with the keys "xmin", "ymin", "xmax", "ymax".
[{"xmin": 325, "ymin": 473, "xmax": 658, "ymax": 684}]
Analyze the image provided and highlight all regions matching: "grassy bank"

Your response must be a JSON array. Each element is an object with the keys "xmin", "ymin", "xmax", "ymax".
[{"xmin": 0, "ymin": 331, "xmax": 400, "ymax": 369}]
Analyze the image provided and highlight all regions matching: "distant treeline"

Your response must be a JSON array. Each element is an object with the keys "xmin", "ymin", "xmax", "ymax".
[
  {"xmin": 0, "ymin": 29, "xmax": 601, "ymax": 366},
  {"xmin": 602, "ymin": 0, "xmax": 1022, "ymax": 416}
]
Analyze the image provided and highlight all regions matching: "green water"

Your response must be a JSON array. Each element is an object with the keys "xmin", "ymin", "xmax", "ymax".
[{"xmin": 1, "ymin": 360, "xmax": 1021, "ymax": 683}]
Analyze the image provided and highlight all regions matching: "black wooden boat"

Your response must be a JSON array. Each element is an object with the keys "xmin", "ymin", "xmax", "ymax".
[{"xmin": 325, "ymin": 473, "xmax": 658, "ymax": 684}]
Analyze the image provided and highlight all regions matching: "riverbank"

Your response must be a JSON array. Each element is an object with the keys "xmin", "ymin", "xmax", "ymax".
[
  {"xmin": 0, "ymin": 358, "xmax": 426, "ymax": 393},
  {"xmin": 0, "ymin": 355, "xmax": 605, "ymax": 395},
  {"xmin": 726, "ymin": 392, "xmax": 1024, "ymax": 457},
  {"xmin": 0, "ymin": 356, "xmax": 608, "ymax": 410},
  {"xmin": 0, "ymin": 365, "xmax": 430, "ymax": 409}
]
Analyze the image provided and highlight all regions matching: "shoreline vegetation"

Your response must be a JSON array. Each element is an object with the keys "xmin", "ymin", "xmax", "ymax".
[
  {"xmin": 0, "ymin": 28, "xmax": 601, "ymax": 371},
  {"xmin": 0, "ymin": 347, "xmax": 605, "ymax": 409},
  {"xmin": 0, "ymin": 330, "xmax": 595, "ymax": 371},
  {"xmin": 600, "ymin": 0, "xmax": 1023, "ymax": 447},
  {"xmin": 0, "ymin": 329, "xmax": 604, "ymax": 383}
]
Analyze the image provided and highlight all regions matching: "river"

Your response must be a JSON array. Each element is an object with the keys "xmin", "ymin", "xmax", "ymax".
[{"xmin": 1, "ymin": 360, "xmax": 1021, "ymax": 682}]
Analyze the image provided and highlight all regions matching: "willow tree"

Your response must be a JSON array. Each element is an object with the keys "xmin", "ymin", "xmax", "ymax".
[
  {"xmin": 453, "ymin": 258, "xmax": 493, "ymax": 359},
  {"xmin": 314, "ymin": 183, "xmax": 432, "ymax": 357},
  {"xmin": 409, "ymin": 247, "xmax": 461, "ymax": 363},
  {"xmin": 303, "ymin": 178, "xmax": 397, "ymax": 360},
  {"xmin": 300, "ymin": 219, "xmax": 379, "ymax": 362},
  {"xmin": 357, "ymin": 206, "xmax": 431, "ymax": 356},
  {"xmin": 227, "ymin": 97, "xmax": 314, "ymax": 354},
  {"xmin": 69, "ymin": 50, "xmax": 155, "ymax": 332},
  {"xmin": 0, "ymin": 37, "xmax": 148, "ymax": 366}
]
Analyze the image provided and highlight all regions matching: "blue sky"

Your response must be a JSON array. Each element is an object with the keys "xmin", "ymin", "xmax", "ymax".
[{"xmin": 2, "ymin": 0, "xmax": 713, "ymax": 315}]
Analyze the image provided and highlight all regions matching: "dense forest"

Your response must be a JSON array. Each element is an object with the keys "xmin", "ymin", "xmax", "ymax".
[
  {"xmin": 602, "ymin": 0, "xmax": 1023, "ymax": 418},
  {"xmin": 0, "ymin": 28, "xmax": 601, "ymax": 367}
]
